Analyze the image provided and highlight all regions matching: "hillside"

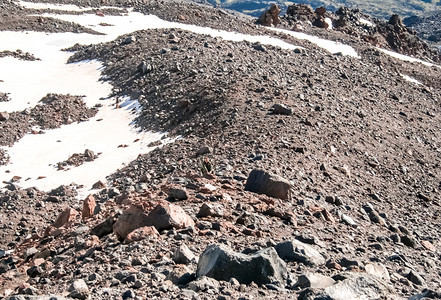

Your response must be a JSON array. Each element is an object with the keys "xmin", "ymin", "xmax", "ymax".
[
  {"xmin": 0, "ymin": 0, "xmax": 441, "ymax": 299},
  {"xmin": 206, "ymin": 0, "xmax": 441, "ymax": 19}
]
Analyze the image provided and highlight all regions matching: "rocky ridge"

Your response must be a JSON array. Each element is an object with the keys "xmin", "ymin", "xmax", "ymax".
[{"xmin": 0, "ymin": 0, "xmax": 441, "ymax": 299}]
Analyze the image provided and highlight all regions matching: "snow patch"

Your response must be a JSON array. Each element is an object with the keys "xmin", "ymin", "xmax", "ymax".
[
  {"xmin": 376, "ymin": 47, "xmax": 440, "ymax": 68},
  {"xmin": 20, "ymin": 1, "xmax": 123, "ymax": 12},
  {"xmin": 359, "ymin": 18, "xmax": 374, "ymax": 27},
  {"xmin": 400, "ymin": 74, "xmax": 423, "ymax": 85},
  {"xmin": 268, "ymin": 27, "xmax": 360, "ymax": 58}
]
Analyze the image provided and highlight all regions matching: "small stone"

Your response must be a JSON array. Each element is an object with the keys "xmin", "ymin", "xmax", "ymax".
[
  {"xmin": 167, "ymin": 187, "xmax": 188, "ymax": 200},
  {"xmin": 197, "ymin": 203, "xmax": 224, "ymax": 218},
  {"xmin": 245, "ymin": 169, "xmax": 293, "ymax": 200},
  {"xmin": 122, "ymin": 289, "xmax": 135, "ymax": 299},
  {"xmin": 82, "ymin": 194, "xmax": 96, "ymax": 220},
  {"xmin": 341, "ymin": 214, "xmax": 357, "ymax": 227},
  {"xmin": 68, "ymin": 279, "xmax": 89, "ymax": 299},
  {"xmin": 53, "ymin": 207, "xmax": 79, "ymax": 228},
  {"xmin": 272, "ymin": 103, "xmax": 293, "ymax": 115},
  {"xmin": 197, "ymin": 146, "xmax": 212, "ymax": 156},
  {"xmin": 275, "ymin": 240, "xmax": 325, "ymax": 266},
  {"xmin": 296, "ymin": 273, "xmax": 335, "ymax": 288},
  {"xmin": 124, "ymin": 226, "xmax": 159, "ymax": 244},
  {"xmin": 401, "ymin": 235, "xmax": 417, "ymax": 248},
  {"xmin": 173, "ymin": 243, "xmax": 196, "ymax": 264},
  {"xmin": 421, "ymin": 240, "xmax": 435, "ymax": 252},
  {"xmin": 365, "ymin": 263, "xmax": 390, "ymax": 281},
  {"xmin": 0, "ymin": 112, "xmax": 10, "ymax": 121},
  {"xmin": 408, "ymin": 271, "xmax": 425, "ymax": 286}
]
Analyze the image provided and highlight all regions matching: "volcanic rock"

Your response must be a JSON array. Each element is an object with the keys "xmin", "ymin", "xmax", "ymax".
[{"xmin": 245, "ymin": 169, "xmax": 292, "ymax": 200}]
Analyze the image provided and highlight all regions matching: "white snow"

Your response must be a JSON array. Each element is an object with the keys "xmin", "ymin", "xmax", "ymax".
[
  {"xmin": 400, "ymin": 74, "xmax": 423, "ymax": 85},
  {"xmin": 20, "ymin": 1, "xmax": 123, "ymax": 12},
  {"xmin": 376, "ymin": 47, "xmax": 439, "ymax": 68},
  {"xmin": 359, "ymin": 18, "xmax": 374, "ymax": 27},
  {"xmin": 324, "ymin": 17, "xmax": 333, "ymax": 30},
  {"xmin": 0, "ymin": 2, "xmax": 308, "ymax": 197},
  {"xmin": 268, "ymin": 27, "xmax": 360, "ymax": 58}
]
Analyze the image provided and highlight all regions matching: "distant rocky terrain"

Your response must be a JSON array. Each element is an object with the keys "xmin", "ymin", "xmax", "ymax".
[{"xmin": 0, "ymin": 0, "xmax": 441, "ymax": 299}]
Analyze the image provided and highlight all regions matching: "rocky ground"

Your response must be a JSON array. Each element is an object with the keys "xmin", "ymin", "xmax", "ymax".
[{"xmin": 1, "ymin": 0, "xmax": 441, "ymax": 299}]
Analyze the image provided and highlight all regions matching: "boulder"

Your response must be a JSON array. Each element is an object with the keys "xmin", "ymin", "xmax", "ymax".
[
  {"xmin": 245, "ymin": 169, "xmax": 292, "ymax": 200},
  {"xmin": 297, "ymin": 273, "xmax": 335, "ymax": 288},
  {"xmin": 113, "ymin": 202, "xmax": 194, "ymax": 240},
  {"xmin": 0, "ymin": 112, "xmax": 9, "ymax": 121},
  {"xmin": 197, "ymin": 203, "xmax": 224, "ymax": 218},
  {"xmin": 53, "ymin": 207, "xmax": 79, "ymax": 228},
  {"xmin": 167, "ymin": 187, "xmax": 188, "ymax": 200},
  {"xmin": 124, "ymin": 226, "xmax": 159, "ymax": 244},
  {"xmin": 173, "ymin": 243, "xmax": 196, "ymax": 264},
  {"xmin": 145, "ymin": 201, "xmax": 195, "ymax": 232},
  {"xmin": 68, "ymin": 279, "xmax": 89, "ymax": 299},
  {"xmin": 365, "ymin": 263, "xmax": 390, "ymax": 282},
  {"xmin": 275, "ymin": 240, "xmax": 325, "ymax": 266},
  {"xmin": 258, "ymin": 4, "xmax": 281, "ymax": 27},
  {"xmin": 82, "ymin": 194, "xmax": 96, "ymax": 220},
  {"xmin": 113, "ymin": 204, "xmax": 150, "ymax": 240},
  {"xmin": 196, "ymin": 244, "xmax": 287, "ymax": 286},
  {"xmin": 315, "ymin": 273, "xmax": 396, "ymax": 299}
]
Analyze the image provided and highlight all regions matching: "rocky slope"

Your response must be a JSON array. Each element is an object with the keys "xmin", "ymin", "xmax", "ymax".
[{"xmin": 0, "ymin": 0, "xmax": 441, "ymax": 299}]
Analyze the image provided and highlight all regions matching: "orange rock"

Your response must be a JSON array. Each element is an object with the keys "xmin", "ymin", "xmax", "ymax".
[
  {"xmin": 82, "ymin": 194, "xmax": 96, "ymax": 220},
  {"xmin": 421, "ymin": 240, "xmax": 436, "ymax": 252},
  {"xmin": 53, "ymin": 207, "xmax": 79, "ymax": 228},
  {"xmin": 124, "ymin": 226, "xmax": 159, "ymax": 244}
]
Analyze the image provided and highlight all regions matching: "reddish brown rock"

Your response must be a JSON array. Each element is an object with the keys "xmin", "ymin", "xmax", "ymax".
[
  {"xmin": 124, "ymin": 226, "xmax": 159, "ymax": 244},
  {"xmin": 82, "ymin": 194, "xmax": 96, "ymax": 220},
  {"xmin": 421, "ymin": 240, "xmax": 436, "ymax": 252},
  {"xmin": 258, "ymin": 4, "xmax": 281, "ymax": 27},
  {"xmin": 113, "ymin": 204, "xmax": 150, "ymax": 240},
  {"xmin": 53, "ymin": 207, "xmax": 79, "ymax": 228},
  {"xmin": 146, "ymin": 201, "xmax": 195, "ymax": 232}
]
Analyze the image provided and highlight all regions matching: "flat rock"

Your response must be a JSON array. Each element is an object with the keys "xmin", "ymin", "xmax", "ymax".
[
  {"xmin": 297, "ymin": 273, "xmax": 335, "ymax": 288},
  {"xmin": 365, "ymin": 263, "xmax": 390, "ymax": 282},
  {"xmin": 244, "ymin": 169, "xmax": 293, "ymax": 200},
  {"xmin": 196, "ymin": 244, "xmax": 287, "ymax": 286},
  {"xmin": 275, "ymin": 240, "xmax": 325, "ymax": 266}
]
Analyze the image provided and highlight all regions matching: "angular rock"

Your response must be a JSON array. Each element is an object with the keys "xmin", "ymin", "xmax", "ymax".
[
  {"xmin": 245, "ymin": 169, "xmax": 293, "ymax": 200},
  {"xmin": 91, "ymin": 216, "xmax": 116, "ymax": 238},
  {"xmin": 297, "ymin": 273, "xmax": 335, "ymax": 288},
  {"xmin": 113, "ymin": 204, "xmax": 150, "ymax": 240},
  {"xmin": 258, "ymin": 4, "xmax": 281, "ymax": 27},
  {"xmin": 82, "ymin": 194, "xmax": 96, "ymax": 220},
  {"xmin": 173, "ymin": 243, "xmax": 196, "ymax": 265},
  {"xmin": 272, "ymin": 103, "xmax": 293, "ymax": 115},
  {"xmin": 408, "ymin": 271, "xmax": 425, "ymax": 286},
  {"xmin": 187, "ymin": 276, "xmax": 220, "ymax": 292},
  {"xmin": 0, "ymin": 112, "xmax": 9, "ymax": 121},
  {"xmin": 275, "ymin": 240, "xmax": 325, "ymax": 266},
  {"xmin": 197, "ymin": 244, "xmax": 287, "ymax": 286},
  {"xmin": 113, "ymin": 202, "xmax": 194, "ymax": 240},
  {"xmin": 197, "ymin": 203, "xmax": 224, "ymax": 218},
  {"xmin": 124, "ymin": 226, "xmax": 159, "ymax": 244},
  {"xmin": 167, "ymin": 187, "xmax": 188, "ymax": 200},
  {"xmin": 146, "ymin": 202, "xmax": 195, "ymax": 232},
  {"xmin": 315, "ymin": 273, "xmax": 395, "ymax": 299},
  {"xmin": 365, "ymin": 263, "xmax": 390, "ymax": 282},
  {"xmin": 53, "ymin": 207, "xmax": 79, "ymax": 228},
  {"xmin": 68, "ymin": 279, "xmax": 89, "ymax": 299}
]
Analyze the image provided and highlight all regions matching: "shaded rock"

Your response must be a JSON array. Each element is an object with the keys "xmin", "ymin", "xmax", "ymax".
[
  {"xmin": 196, "ymin": 146, "xmax": 212, "ymax": 156},
  {"xmin": 401, "ymin": 235, "xmax": 417, "ymax": 248},
  {"xmin": 297, "ymin": 273, "xmax": 335, "ymax": 288},
  {"xmin": 245, "ymin": 169, "xmax": 292, "ymax": 200},
  {"xmin": 257, "ymin": 4, "xmax": 281, "ymax": 27},
  {"xmin": 124, "ymin": 226, "xmax": 159, "ymax": 244},
  {"xmin": 0, "ymin": 112, "xmax": 9, "ymax": 121},
  {"xmin": 173, "ymin": 243, "xmax": 196, "ymax": 264},
  {"xmin": 196, "ymin": 244, "xmax": 287, "ymax": 286},
  {"xmin": 197, "ymin": 203, "xmax": 224, "ymax": 218},
  {"xmin": 53, "ymin": 207, "xmax": 79, "ymax": 228},
  {"xmin": 91, "ymin": 216, "xmax": 116, "ymax": 238},
  {"xmin": 82, "ymin": 194, "xmax": 96, "ymax": 220},
  {"xmin": 68, "ymin": 279, "xmax": 89, "ymax": 299},
  {"xmin": 167, "ymin": 187, "xmax": 188, "ymax": 200},
  {"xmin": 408, "ymin": 271, "xmax": 425, "ymax": 286},
  {"xmin": 272, "ymin": 103, "xmax": 293, "ymax": 115},
  {"xmin": 275, "ymin": 240, "xmax": 325, "ymax": 266}
]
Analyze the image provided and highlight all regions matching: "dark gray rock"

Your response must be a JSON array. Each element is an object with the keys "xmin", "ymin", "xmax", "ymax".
[
  {"xmin": 408, "ymin": 271, "xmax": 426, "ymax": 286},
  {"xmin": 196, "ymin": 244, "xmax": 287, "ymax": 286},
  {"xmin": 173, "ymin": 243, "xmax": 196, "ymax": 264},
  {"xmin": 167, "ymin": 188, "xmax": 188, "ymax": 200},
  {"xmin": 272, "ymin": 103, "xmax": 293, "ymax": 115},
  {"xmin": 90, "ymin": 216, "xmax": 116, "ymax": 238},
  {"xmin": 244, "ymin": 169, "xmax": 292, "ymax": 200},
  {"xmin": 275, "ymin": 240, "xmax": 325, "ymax": 266}
]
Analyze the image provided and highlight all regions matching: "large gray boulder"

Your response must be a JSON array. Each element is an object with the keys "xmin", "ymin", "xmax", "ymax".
[
  {"xmin": 245, "ymin": 169, "xmax": 293, "ymax": 200},
  {"xmin": 196, "ymin": 244, "xmax": 287, "ymax": 286},
  {"xmin": 275, "ymin": 240, "xmax": 325, "ymax": 266},
  {"xmin": 311, "ymin": 273, "xmax": 397, "ymax": 300}
]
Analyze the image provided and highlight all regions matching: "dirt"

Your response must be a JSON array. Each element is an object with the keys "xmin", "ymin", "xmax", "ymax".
[
  {"xmin": 0, "ymin": 0, "xmax": 441, "ymax": 299},
  {"xmin": 0, "ymin": 93, "xmax": 98, "ymax": 147}
]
